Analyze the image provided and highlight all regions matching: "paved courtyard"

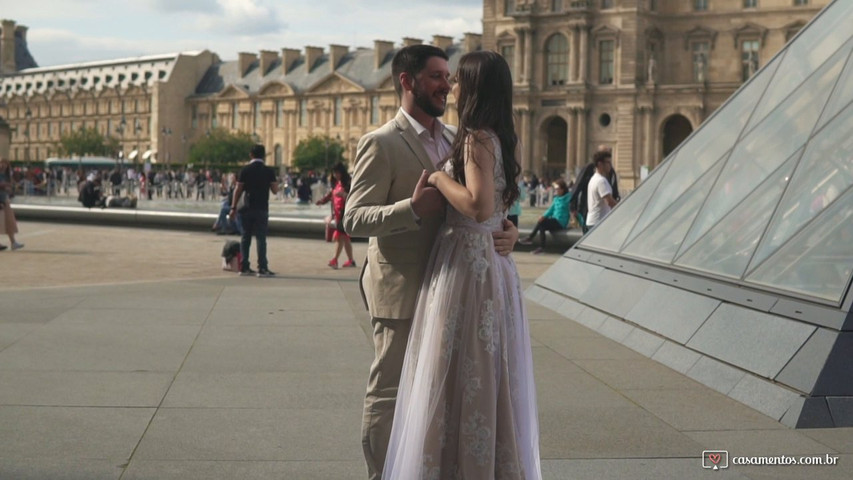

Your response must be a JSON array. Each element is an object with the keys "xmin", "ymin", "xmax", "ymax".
[{"xmin": 0, "ymin": 221, "xmax": 850, "ymax": 479}]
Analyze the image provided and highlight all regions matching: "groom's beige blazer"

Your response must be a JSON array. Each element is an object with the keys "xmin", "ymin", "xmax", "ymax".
[{"xmin": 343, "ymin": 110, "xmax": 455, "ymax": 320}]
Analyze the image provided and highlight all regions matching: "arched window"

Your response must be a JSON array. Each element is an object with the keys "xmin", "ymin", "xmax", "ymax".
[{"xmin": 546, "ymin": 34, "xmax": 569, "ymax": 86}]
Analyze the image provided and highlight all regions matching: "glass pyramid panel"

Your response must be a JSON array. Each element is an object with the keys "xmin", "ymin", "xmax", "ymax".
[
  {"xmin": 748, "ymin": 101, "xmax": 853, "ymax": 273},
  {"xmin": 678, "ymin": 43, "xmax": 850, "ymax": 254},
  {"xmin": 575, "ymin": 0, "xmax": 853, "ymax": 304},
  {"xmin": 622, "ymin": 161, "xmax": 723, "ymax": 264},
  {"xmin": 815, "ymin": 46, "xmax": 853, "ymax": 131},
  {"xmin": 621, "ymin": 55, "xmax": 781, "ymax": 247},
  {"xmin": 579, "ymin": 159, "xmax": 671, "ymax": 253},
  {"xmin": 746, "ymin": 188, "xmax": 853, "ymax": 303},
  {"xmin": 744, "ymin": 0, "xmax": 853, "ymax": 133},
  {"xmin": 675, "ymin": 152, "xmax": 800, "ymax": 280}
]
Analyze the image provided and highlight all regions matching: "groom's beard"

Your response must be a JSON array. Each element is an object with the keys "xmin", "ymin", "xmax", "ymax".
[{"xmin": 413, "ymin": 81, "xmax": 446, "ymax": 118}]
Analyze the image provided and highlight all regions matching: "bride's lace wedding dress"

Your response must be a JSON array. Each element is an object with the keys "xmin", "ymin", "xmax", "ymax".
[{"xmin": 383, "ymin": 132, "xmax": 541, "ymax": 479}]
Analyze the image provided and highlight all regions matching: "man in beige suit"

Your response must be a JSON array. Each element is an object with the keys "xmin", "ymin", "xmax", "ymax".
[{"xmin": 343, "ymin": 44, "xmax": 518, "ymax": 480}]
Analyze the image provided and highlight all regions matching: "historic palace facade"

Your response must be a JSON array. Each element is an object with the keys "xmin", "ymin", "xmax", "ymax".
[
  {"xmin": 0, "ymin": 0, "xmax": 828, "ymax": 189},
  {"xmin": 485, "ymin": 0, "xmax": 827, "ymax": 188}
]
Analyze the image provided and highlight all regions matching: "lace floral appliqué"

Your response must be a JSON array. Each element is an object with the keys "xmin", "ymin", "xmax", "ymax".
[{"xmin": 462, "ymin": 232, "xmax": 490, "ymax": 284}]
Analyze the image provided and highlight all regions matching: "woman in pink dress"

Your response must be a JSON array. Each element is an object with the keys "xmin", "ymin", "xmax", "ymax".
[
  {"xmin": 316, "ymin": 162, "xmax": 356, "ymax": 269},
  {"xmin": 383, "ymin": 51, "xmax": 541, "ymax": 479}
]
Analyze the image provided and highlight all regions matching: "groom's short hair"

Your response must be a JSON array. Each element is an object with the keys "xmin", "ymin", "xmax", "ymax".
[{"xmin": 391, "ymin": 44, "xmax": 449, "ymax": 98}]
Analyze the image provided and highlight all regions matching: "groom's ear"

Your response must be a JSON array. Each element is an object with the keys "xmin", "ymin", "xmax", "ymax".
[{"xmin": 399, "ymin": 72, "xmax": 414, "ymax": 93}]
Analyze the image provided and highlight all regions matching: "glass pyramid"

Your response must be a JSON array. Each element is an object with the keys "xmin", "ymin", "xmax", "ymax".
[{"xmin": 576, "ymin": 0, "xmax": 853, "ymax": 306}]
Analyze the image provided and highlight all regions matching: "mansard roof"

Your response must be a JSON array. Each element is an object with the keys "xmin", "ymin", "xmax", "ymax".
[
  {"xmin": 193, "ymin": 43, "xmax": 466, "ymax": 97},
  {"xmin": 0, "ymin": 52, "xmax": 204, "ymax": 97}
]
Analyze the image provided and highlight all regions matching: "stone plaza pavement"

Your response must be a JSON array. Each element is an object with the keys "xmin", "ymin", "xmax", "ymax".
[{"xmin": 1, "ymin": 221, "xmax": 851, "ymax": 479}]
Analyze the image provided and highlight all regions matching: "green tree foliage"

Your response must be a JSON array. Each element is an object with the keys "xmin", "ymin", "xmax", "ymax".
[
  {"xmin": 187, "ymin": 128, "xmax": 256, "ymax": 166},
  {"xmin": 56, "ymin": 127, "xmax": 121, "ymax": 157},
  {"xmin": 291, "ymin": 135, "xmax": 346, "ymax": 173}
]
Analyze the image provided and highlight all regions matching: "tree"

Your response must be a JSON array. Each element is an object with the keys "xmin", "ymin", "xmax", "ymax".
[
  {"xmin": 187, "ymin": 128, "xmax": 256, "ymax": 166},
  {"xmin": 55, "ymin": 127, "xmax": 120, "ymax": 157},
  {"xmin": 291, "ymin": 135, "xmax": 346, "ymax": 173}
]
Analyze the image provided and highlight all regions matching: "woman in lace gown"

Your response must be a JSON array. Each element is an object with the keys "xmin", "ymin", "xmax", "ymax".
[{"xmin": 383, "ymin": 51, "xmax": 541, "ymax": 480}]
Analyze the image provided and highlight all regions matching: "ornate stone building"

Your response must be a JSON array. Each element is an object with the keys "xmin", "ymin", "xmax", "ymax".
[
  {"xmin": 0, "ymin": 1, "xmax": 829, "ymax": 184},
  {"xmin": 0, "ymin": 19, "xmax": 217, "ymax": 167},
  {"xmin": 485, "ymin": 0, "xmax": 827, "ymax": 188}
]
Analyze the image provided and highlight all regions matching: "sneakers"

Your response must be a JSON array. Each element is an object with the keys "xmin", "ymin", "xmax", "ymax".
[
  {"xmin": 239, "ymin": 267, "xmax": 257, "ymax": 276},
  {"xmin": 518, "ymin": 238, "xmax": 533, "ymax": 245},
  {"xmin": 328, "ymin": 258, "xmax": 339, "ymax": 269},
  {"xmin": 342, "ymin": 259, "xmax": 357, "ymax": 268},
  {"xmin": 257, "ymin": 268, "xmax": 276, "ymax": 277},
  {"xmin": 531, "ymin": 247, "xmax": 544, "ymax": 255},
  {"xmin": 11, "ymin": 242, "xmax": 24, "ymax": 251}
]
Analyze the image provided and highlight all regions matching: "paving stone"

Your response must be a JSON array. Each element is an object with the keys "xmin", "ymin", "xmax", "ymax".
[
  {"xmin": 580, "ymin": 269, "xmax": 653, "ymax": 319},
  {"xmin": 652, "ymin": 341, "xmax": 702, "ymax": 374},
  {"xmin": 0, "ymin": 323, "xmax": 200, "ymax": 372},
  {"xmin": 134, "ymin": 408, "xmax": 361, "ymax": 461},
  {"xmin": 776, "ymin": 327, "xmax": 837, "ymax": 397},
  {"xmin": 621, "ymin": 328, "xmax": 666, "ymax": 358},
  {"xmin": 0, "ymin": 371, "xmax": 173, "ymax": 407},
  {"xmin": 534, "ymin": 257, "xmax": 602, "ymax": 299},
  {"xmin": 686, "ymin": 304, "xmax": 815, "ymax": 378},
  {"xmin": 625, "ymin": 283, "xmax": 720, "ymax": 344},
  {"xmin": 686, "ymin": 356, "xmax": 746, "ymax": 395},
  {"xmin": 541, "ymin": 458, "xmax": 751, "ymax": 480},
  {"xmin": 729, "ymin": 374, "xmax": 801, "ymax": 421},
  {"xmin": 0, "ymin": 406, "xmax": 154, "ymax": 459},
  {"xmin": 624, "ymin": 388, "xmax": 786, "ymax": 432},
  {"xmin": 596, "ymin": 316, "xmax": 634, "ymax": 343},
  {"xmin": 0, "ymin": 459, "xmax": 123, "ymax": 480},
  {"xmin": 122, "ymin": 460, "xmax": 364, "ymax": 480}
]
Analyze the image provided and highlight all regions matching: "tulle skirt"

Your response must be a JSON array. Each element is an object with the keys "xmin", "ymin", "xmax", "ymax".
[{"xmin": 383, "ymin": 222, "xmax": 541, "ymax": 479}]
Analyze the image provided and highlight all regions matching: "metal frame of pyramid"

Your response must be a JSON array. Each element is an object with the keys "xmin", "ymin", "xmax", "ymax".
[{"xmin": 528, "ymin": 0, "xmax": 853, "ymax": 428}]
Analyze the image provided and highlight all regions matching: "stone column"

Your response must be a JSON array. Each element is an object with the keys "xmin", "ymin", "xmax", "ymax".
[
  {"xmin": 517, "ymin": 109, "xmax": 532, "ymax": 173},
  {"xmin": 568, "ymin": 108, "xmax": 578, "ymax": 175},
  {"xmin": 523, "ymin": 28, "xmax": 534, "ymax": 87},
  {"xmin": 514, "ymin": 28, "xmax": 526, "ymax": 84},
  {"xmin": 571, "ymin": 27, "xmax": 580, "ymax": 83},
  {"xmin": 579, "ymin": 27, "xmax": 589, "ymax": 84},
  {"xmin": 643, "ymin": 107, "xmax": 655, "ymax": 169},
  {"xmin": 576, "ymin": 108, "xmax": 587, "ymax": 168}
]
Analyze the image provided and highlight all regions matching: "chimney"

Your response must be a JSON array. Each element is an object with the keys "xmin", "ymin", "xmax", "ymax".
[
  {"xmin": 1, "ymin": 19, "xmax": 17, "ymax": 74},
  {"xmin": 432, "ymin": 35, "xmax": 454, "ymax": 52},
  {"xmin": 281, "ymin": 48, "xmax": 300, "ymax": 75},
  {"xmin": 259, "ymin": 50, "xmax": 277, "ymax": 76},
  {"xmin": 237, "ymin": 52, "xmax": 257, "ymax": 77},
  {"xmin": 463, "ymin": 32, "xmax": 482, "ymax": 53},
  {"xmin": 16, "ymin": 24, "xmax": 28, "ymax": 42},
  {"xmin": 402, "ymin": 37, "xmax": 423, "ymax": 47},
  {"xmin": 305, "ymin": 46, "xmax": 324, "ymax": 72},
  {"xmin": 374, "ymin": 40, "xmax": 394, "ymax": 69},
  {"xmin": 329, "ymin": 44, "xmax": 349, "ymax": 70}
]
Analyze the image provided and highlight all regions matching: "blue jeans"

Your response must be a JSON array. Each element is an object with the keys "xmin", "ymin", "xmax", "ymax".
[
  {"xmin": 240, "ymin": 209, "xmax": 269, "ymax": 270},
  {"xmin": 217, "ymin": 199, "xmax": 243, "ymax": 234}
]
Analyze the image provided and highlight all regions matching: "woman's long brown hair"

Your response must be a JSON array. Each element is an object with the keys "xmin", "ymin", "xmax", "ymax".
[{"xmin": 448, "ymin": 50, "xmax": 520, "ymax": 208}]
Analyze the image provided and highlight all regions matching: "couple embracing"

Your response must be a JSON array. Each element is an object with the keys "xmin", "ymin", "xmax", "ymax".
[{"xmin": 344, "ymin": 44, "xmax": 541, "ymax": 479}]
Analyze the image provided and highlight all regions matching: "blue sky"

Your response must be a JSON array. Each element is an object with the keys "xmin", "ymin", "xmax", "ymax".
[{"xmin": 5, "ymin": 0, "xmax": 484, "ymax": 67}]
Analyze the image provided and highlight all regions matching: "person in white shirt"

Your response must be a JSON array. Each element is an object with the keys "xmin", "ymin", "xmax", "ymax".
[{"xmin": 585, "ymin": 150, "xmax": 618, "ymax": 229}]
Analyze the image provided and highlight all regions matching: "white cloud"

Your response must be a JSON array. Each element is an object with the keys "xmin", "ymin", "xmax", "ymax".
[
  {"xmin": 195, "ymin": 0, "xmax": 284, "ymax": 35},
  {"xmin": 13, "ymin": 0, "xmax": 485, "ymax": 67},
  {"xmin": 148, "ymin": 0, "xmax": 219, "ymax": 13}
]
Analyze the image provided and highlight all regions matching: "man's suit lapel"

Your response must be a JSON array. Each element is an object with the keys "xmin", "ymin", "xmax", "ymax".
[{"xmin": 394, "ymin": 110, "xmax": 438, "ymax": 173}]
